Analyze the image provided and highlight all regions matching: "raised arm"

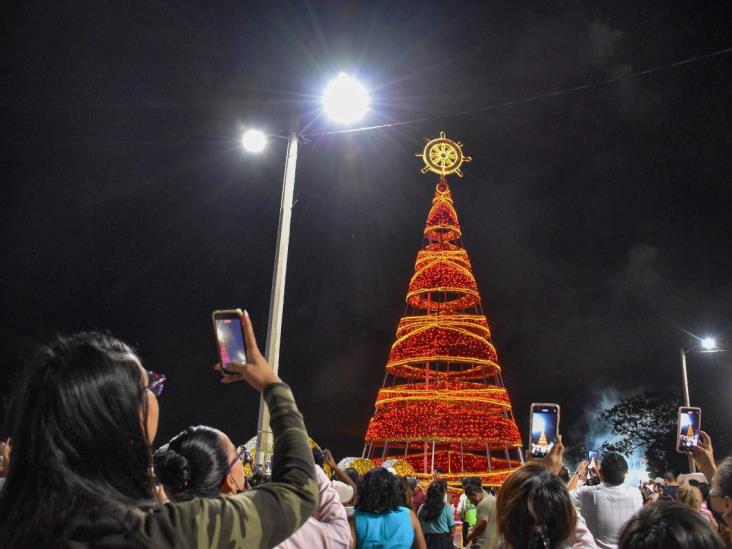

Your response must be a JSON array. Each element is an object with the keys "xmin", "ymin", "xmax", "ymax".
[
  {"xmin": 159, "ymin": 311, "xmax": 318, "ymax": 548},
  {"xmin": 325, "ymin": 450, "xmax": 358, "ymax": 497},
  {"xmin": 691, "ymin": 430, "xmax": 717, "ymax": 483}
]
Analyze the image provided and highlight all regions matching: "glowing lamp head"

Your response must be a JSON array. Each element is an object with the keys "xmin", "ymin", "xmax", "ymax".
[
  {"xmin": 701, "ymin": 337, "xmax": 717, "ymax": 351},
  {"xmin": 322, "ymin": 72, "xmax": 369, "ymax": 124},
  {"xmin": 242, "ymin": 129, "xmax": 267, "ymax": 153}
]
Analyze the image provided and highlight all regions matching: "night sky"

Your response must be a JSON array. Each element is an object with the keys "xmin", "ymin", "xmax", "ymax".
[{"xmin": 2, "ymin": 1, "xmax": 731, "ymax": 465}]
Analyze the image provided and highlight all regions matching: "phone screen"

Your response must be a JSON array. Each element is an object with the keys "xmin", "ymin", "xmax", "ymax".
[
  {"xmin": 215, "ymin": 315, "xmax": 246, "ymax": 367},
  {"xmin": 530, "ymin": 404, "xmax": 559, "ymax": 458},
  {"xmin": 677, "ymin": 407, "xmax": 701, "ymax": 452},
  {"xmin": 588, "ymin": 450, "xmax": 598, "ymax": 463}
]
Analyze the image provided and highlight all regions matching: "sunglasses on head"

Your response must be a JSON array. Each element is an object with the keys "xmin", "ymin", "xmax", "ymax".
[{"xmin": 146, "ymin": 370, "xmax": 166, "ymax": 397}]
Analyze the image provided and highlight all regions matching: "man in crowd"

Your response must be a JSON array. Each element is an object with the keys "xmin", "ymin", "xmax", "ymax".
[
  {"xmin": 457, "ymin": 477, "xmax": 478, "ymax": 544},
  {"xmin": 570, "ymin": 452, "xmax": 643, "ymax": 548},
  {"xmin": 463, "ymin": 478, "xmax": 498, "ymax": 549}
]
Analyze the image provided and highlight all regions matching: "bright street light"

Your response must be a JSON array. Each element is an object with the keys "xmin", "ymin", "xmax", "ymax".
[
  {"xmin": 322, "ymin": 72, "xmax": 370, "ymax": 124},
  {"xmin": 701, "ymin": 337, "xmax": 717, "ymax": 351},
  {"xmin": 242, "ymin": 129, "xmax": 267, "ymax": 153}
]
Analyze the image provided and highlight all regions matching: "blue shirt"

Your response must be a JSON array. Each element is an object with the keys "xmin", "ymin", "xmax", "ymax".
[
  {"xmin": 418, "ymin": 504, "xmax": 455, "ymax": 534},
  {"xmin": 354, "ymin": 506, "xmax": 415, "ymax": 549}
]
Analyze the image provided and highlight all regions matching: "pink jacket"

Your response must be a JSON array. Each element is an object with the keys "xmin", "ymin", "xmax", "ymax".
[{"xmin": 276, "ymin": 466, "xmax": 353, "ymax": 549}]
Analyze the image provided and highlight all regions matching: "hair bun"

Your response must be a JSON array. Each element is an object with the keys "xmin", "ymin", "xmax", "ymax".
[{"xmin": 155, "ymin": 449, "xmax": 192, "ymax": 492}]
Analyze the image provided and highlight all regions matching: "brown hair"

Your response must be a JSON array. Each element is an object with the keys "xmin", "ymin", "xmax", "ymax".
[
  {"xmin": 497, "ymin": 463, "xmax": 576, "ymax": 549},
  {"xmin": 678, "ymin": 484, "xmax": 703, "ymax": 510}
]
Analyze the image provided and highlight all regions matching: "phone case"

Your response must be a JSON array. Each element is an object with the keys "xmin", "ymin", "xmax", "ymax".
[
  {"xmin": 212, "ymin": 309, "xmax": 245, "ymax": 375},
  {"xmin": 529, "ymin": 403, "xmax": 560, "ymax": 458},
  {"xmin": 676, "ymin": 406, "xmax": 701, "ymax": 454}
]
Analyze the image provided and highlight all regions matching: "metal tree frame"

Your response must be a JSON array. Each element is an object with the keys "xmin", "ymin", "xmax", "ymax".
[{"xmin": 362, "ymin": 134, "xmax": 524, "ymax": 488}]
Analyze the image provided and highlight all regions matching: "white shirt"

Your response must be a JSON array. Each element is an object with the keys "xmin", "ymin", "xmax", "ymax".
[
  {"xmin": 570, "ymin": 483, "xmax": 642, "ymax": 549},
  {"xmin": 457, "ymin": 493, "xmax": 469, "ymax": 518}
]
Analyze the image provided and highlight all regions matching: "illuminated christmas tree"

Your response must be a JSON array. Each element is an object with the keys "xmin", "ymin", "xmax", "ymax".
[
  {"xmin": 686, "ymin": 424, "xmax": 694, "ymax": 438},
  {"xmin": 362, "ymin": 132, "xmax": 524, "ymax": 487},
  {"xmin": 538, "ymin": 431, "xmax": 548, "ymax": 448}
]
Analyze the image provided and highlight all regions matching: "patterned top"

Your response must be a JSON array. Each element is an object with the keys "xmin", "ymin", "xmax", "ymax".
[
  {"xmin": 570, "ymin": 482, "xmax": 642, "ymax": 549},
  {"xmin": 64, "ymin": 383, "xmax": 318, "ymax": 548}
]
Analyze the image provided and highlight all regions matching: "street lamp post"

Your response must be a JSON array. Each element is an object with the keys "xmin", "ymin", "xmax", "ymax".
[
  {"xmin": 245, "ymin": 74, "xmax": 369, "ymax": 470},
  {"xmin": 680, "ymin": 336, "xmax": 720, "ymax": 474},
  {"xmin": 253, "ymin": 127, "xmax": 299, "ymax": 470}
]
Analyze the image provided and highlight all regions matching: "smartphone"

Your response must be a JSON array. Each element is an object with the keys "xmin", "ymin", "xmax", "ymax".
[
  {"xmin": 212, "ymin": 309, "xmax": 246, "ymax": 375},
  {"xmin": 676, "ymin": 406, "xmax": 701, "ymax": 453},
  {"xmin": 529, "ymin": 403, "xmax": 560, "ymax": 458}
]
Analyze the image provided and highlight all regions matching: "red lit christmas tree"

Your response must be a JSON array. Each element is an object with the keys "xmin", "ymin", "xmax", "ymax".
[{"xmin": 362, "ymin": 132, "xmax": 524, "ymax": 487}]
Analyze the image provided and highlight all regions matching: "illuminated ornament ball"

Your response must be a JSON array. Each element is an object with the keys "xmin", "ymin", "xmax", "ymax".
[
  {"xmin": 416, "ymin": 131, "xmax": 472, "ymax": 177},
  {"xmin": 381, "ymin": 459, "xmax": 417, "ymax": 477},
  {"xmin": 337, "ymin": 457, "xmax": 376, "ymax": 476}
]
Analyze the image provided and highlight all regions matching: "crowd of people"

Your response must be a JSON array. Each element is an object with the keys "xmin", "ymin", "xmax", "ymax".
[{"xmin": 0, "ymin": 315, "xmax": 730, "ymax": 548}]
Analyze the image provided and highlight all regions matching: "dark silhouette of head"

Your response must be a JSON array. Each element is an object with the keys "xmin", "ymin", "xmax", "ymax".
[
  {"xmin": 619, "ymin": 500, "xmax": 724, "ymax": 548},
  {"xmin": 497, "ymin": 463, "xmax": 576, "ymax": 549},
  {"xmin": 600, "ymin": 452, "xmax": 628, "ymax": 486},
  {"xmin": 154, "ymin": 426, "xmax": 230, "ymax": 500},
  {"xmin": 356, "ymin": 467, "xmax": 403, "ymax": 514},
  {"xmin": 346, "ymin": 468, "xmax": 361, "ymax": 485},
  {"xmin": 0, "ymin": 332, "xmax": 155, "ymax": 547}
]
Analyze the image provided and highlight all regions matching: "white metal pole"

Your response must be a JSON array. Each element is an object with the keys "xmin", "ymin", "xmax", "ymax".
[
  {"xmin": 254, "ymin": 128, "xmax": 299, "ymax": 469},
  {"xmin": 680, "ymin": 348, "xmax": 696, "ymax": 473},
  {"xmin": 681, "ymin": 348, "xmax": 690, "ymax": 407}
]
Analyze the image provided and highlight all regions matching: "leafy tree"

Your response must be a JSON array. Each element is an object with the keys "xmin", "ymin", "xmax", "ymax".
[{"xmin": 597, "ymin": 391, "xmax": 686, "ymax": 477}]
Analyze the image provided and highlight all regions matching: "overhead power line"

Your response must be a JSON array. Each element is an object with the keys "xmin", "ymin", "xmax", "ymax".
[{"xmin": 307, "ymin": 46, "xmax": 732, "ymax": 138}]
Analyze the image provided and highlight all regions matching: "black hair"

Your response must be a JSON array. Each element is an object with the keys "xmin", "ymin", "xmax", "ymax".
[
  {"xmin": 345, "ymin": 467, "xmax": 361, "ymax": 487},
  {"xmin": 355, "ymin": 467, "xmax": 403, "ymax": 514},
  {"xmin": 664, "ymin": 471, "xmax": 677, "ymax": 483},
  {"xmin": 601, "ymin": 452, "xmax": 628, "ymax": 486},
  {"xmin": 394, "ymin": 475, "xmax": 409, "ymax": 507},
  {"xmin": 558, "ymin": 466, "xmax": 570, "ymax": 484},
  {"xmin": 419, "ymin": 480, "xmax": 447, "ymax": 522},
  {"xmin": 0, "ymin": 332, "xmax": 154, "ymax": 547},
  {"xmin": 312, "ymin": 447, "xmax": 327, "ymax": 468},
  {"xmin": 619, "ymin": 500, "xmax": 724, "ymax": 548},
  {"xmin": 464, "ymin": 478, "xmax": 484, "ymax": 496},
  {"xmin": 716, "ymin": 456, "xmax": 732, "ymax": 498},
  {"xmin": 153, "ymin": 426, "xmax": 230, "ymax": 501}
]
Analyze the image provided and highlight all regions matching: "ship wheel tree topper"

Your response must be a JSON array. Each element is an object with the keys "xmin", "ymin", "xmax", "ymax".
[{"xmin": 362, "ymin": 131, "xmax": 524, "ymax": 488}]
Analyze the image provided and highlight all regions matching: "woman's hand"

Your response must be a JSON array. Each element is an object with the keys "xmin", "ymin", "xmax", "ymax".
[
  {"xmin": 691, "ymin": 430, "xmax": 717, "ymax": 482},
  {"xmin": 324, "ymin": 449, "xmax": 338, "ymax": 470},
  {"xmin": 539, "ymin": 434, "xmax": 565, "ymax": 476},
  {"xmin": 213, "ymin": 311, "xmax": 282, "ymax": 392}
]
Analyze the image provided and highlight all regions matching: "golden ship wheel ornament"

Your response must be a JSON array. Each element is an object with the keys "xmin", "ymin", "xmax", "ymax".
[{"xmin": 416, "ymin": 131, "xmax": 472, "ymax": 177}]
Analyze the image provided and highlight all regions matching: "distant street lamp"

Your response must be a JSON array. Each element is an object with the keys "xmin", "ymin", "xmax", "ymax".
[
  {"xmin": 680, "ymin": 336, "xmax": 723, "ymax": 473},
  {"xmin": 242, "ymin": 73, "xmax": 369, "ymax": 470},
  {"xmin": 241, "ymin": 129, "xmax": 267, "ymax": 153}
]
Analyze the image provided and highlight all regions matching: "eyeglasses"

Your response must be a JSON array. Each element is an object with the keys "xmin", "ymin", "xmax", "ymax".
[{"xmin": 147, "ymin": 370, "xmax": 167, "ymax": 397}]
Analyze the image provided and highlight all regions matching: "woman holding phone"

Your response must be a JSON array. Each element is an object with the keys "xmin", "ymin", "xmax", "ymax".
[{"xmin": 0, "ymin": 312, "xmax": 318, "ymax": 548}]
